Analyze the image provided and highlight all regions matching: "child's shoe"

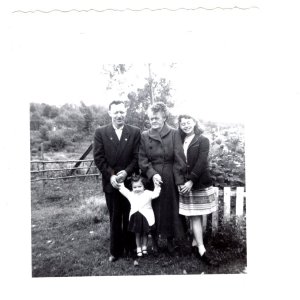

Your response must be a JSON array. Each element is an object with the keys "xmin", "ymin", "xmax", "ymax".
[
  {"xmin": 142, "ymin": 246, "xmax": 148, "ymax": 255},
  {"xmin": 136, "ymin": 247, "xmax": 143, "ymax": 257}
]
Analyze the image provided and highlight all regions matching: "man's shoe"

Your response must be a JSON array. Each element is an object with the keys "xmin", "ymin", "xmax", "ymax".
[
  {"xmin": 167, "ymin": 239, "xmax": 175, "ymax": 256},
  {"xmin": 133, "ymin": 259, "xmax": 139, "ymax": 267},
  {"xmin": 108, "ymin": 255, "xmax": 118, "ymax": 262}
]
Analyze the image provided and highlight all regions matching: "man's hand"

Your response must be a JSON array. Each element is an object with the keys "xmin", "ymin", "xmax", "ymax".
[
  {"xmin": 116, "ymin": 170, "xmax": 127, "ymax": 183},
  {"xmin": 179, "ymin": 180, "xmax": 193, "ymax": 194},
  {"xmin": 153, "ymin": 174, "xmax": 163, "ymax": 186},
  {"xmin": 110, "ymin": 175, "xmax": 121, "ymax": 189}
]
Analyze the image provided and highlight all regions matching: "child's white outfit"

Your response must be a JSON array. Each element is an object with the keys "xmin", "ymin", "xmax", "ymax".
[{"xmin": 119, "ymin": 183, "xmax": 161, "ymax": 234}]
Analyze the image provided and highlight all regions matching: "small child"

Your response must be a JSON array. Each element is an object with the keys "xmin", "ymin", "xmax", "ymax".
[{"xmin": 117, "ymin": 175, "xmax": 161, "ymax": 258}]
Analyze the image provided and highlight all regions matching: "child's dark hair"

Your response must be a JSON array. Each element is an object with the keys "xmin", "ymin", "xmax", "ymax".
[{"xmin": 131, "ymin": 174, "xmax": 147, "ymax": 187}]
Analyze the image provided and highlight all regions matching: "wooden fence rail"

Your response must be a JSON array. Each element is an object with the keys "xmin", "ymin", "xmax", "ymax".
[
  {"xmin": 30, "ymin": 159, "xmax": 100, "ymax": 182},
  {"xmin": 30, "ymin": 160, "xmax": 246, "ymax": 231}
]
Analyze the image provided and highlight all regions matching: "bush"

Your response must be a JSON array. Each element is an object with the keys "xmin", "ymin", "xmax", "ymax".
[
  {"xmin": 71, "ymin": 133, "xmax": 84, "ymax": 143},
  {"xmin": 65, "ymin": 144, "xmax": 76, "ymax": 153},
  {"xmin": 206, "ymin": 124, "xmax": 245, "ymax": 188},
  {"xmin": 48, "ymin": 131, "xmax": 67, "ymax": 151},
  {"xmin": 39, "ymin": 125, "xmax": 50, "ymax": 141},
  {"xmin": 209, "ymin": 216, "xmax": 247, "ymax": 260}
]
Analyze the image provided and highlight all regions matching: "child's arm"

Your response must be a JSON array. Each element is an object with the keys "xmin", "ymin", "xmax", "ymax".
[
  {"xmin": 117, "ymin": 182, "xmax": 131, "ymax": 200},
  {"xmin": 150, "ymin": 183, "xmax": 161, "ymax": 200}
]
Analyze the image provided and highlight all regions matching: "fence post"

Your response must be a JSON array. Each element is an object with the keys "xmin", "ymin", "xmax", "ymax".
[
  {"xmin": 41, "ymin": 143, "xmax": 45, "ymax": 189},
  {"xmin": 236, "ymin": 187, "xmax": 245, "ymax": 217},
  {"xmin": 212, "ymin": 187, "xmax": 219, "ymax": 234},
  {"xmin": 223, "ymin": 187, "xmax": 231, "ymax": 221},
  {"xmin": 40, "ymin": 142, "xmax": 44, "ymax": 160}
]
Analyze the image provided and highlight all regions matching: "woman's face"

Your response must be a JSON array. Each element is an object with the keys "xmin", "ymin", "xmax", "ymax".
[
  {"xmin": 179, "ymin": 117, "xmax": 196, "ymax": 135},
  {"xmin": 148, "ymin": 111, "xmax": 166, "ymax": 131}
]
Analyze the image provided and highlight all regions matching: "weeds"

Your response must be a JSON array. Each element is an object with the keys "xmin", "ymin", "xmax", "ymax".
[{"xmin": 31, "ymin": 178, "xmax": 247, "ymax": 276}]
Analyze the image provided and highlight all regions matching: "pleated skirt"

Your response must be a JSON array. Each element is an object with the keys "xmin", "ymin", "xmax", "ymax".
[{"xmin": 179, "ymin": 186, "xmax": 218, "ymax": 216}]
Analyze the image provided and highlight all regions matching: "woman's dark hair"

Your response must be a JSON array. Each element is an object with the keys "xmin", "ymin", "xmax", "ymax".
[
  {"xmin": 148, "ymin": 101, "xmax": 169, "ymax": 119},
  {"xmin": 178, "ymin": 114, "xmax": 204, "ymax": 141}
]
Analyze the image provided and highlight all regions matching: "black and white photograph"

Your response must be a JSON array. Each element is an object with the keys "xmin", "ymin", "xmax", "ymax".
[
  {"xmin": 2, "ymin": 0, "xmax": 300, "ymax": 299},
  {"xmin": 30, "ymin": 63, "xmax": 246, "ymax": 276}
]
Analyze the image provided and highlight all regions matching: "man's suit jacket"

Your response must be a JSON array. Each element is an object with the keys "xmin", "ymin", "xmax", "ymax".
[{"xmin": 93, "ymin": 123, "xmax": 141, "ymax": 193}]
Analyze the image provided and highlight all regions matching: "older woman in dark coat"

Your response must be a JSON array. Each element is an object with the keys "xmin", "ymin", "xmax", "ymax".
[
  {"xmin": 177, "ymin": 114, "xmax": 217, "ymax": 265},
  {"xmin": 139, "ymin": 102, "xmax": 186, "ymax": 254}
]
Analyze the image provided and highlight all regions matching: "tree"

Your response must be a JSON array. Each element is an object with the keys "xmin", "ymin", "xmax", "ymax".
[
  {"xmin": 79, "ymin": 101, "xmax": 94, "ymax": 133},
  {"xmin": 30, "ymin": 111, "xmax": 45, "ymax": 131},
  {"xmin": 126, "ymin": 77, "xmax": 175, "ymax": 130}
]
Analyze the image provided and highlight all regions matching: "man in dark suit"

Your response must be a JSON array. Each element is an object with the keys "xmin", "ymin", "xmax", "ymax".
[{"xmin": 93, "ymin": 100, "xmax": 141, "ymax": 262}]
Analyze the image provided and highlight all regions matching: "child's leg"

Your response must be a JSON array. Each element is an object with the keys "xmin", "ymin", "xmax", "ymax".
[
  {"xmin": 141, "ymin": 234, "xmax": 148, "ymax": 254},
  {"xmin": 142, "ymin": 234, "xmax": 148, "ymax": 248},
  {"xmin": 135, "ymin": 233, "xmax": 142, "ymax": 257}
]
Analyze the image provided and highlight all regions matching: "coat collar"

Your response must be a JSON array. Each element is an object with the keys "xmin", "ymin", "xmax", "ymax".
[
  {"xmin": 148, "ymin": 123, "xmax": 172, "ymax": 141},
  {"xmin": 188, "ymin": 133, "xmax": 202, "ymax": 148}
]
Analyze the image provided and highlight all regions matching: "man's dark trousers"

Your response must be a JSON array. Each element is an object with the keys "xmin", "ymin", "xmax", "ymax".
[{"xmin": 105, "ymin": 189, "xmax": 135, "ymax": 257}]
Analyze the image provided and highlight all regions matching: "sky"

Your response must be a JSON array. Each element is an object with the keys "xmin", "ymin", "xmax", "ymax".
[{"xmin": 8, "ymin": 6, "xmax": 260, "ymax": 124}]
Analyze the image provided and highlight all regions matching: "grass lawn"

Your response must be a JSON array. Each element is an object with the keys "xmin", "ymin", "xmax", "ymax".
[{"xmin": 31, "ymin": 178, "xmax": 247, "ymax": 277}]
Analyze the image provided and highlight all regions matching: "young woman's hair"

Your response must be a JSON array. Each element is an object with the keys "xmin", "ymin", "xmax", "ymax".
[
  {"xmin": 148, "ymin": 101, "xmax": 169, "ymax": 119},
  {"xmin": 178, "ymin": 114, "xmax": 204, "ymax": 141}
]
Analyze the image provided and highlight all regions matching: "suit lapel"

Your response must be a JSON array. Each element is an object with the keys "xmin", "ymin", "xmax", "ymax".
[
  {"xmin": 105, "ymin": 124, "xmax": 119, "ymax": 149},
  {"xmin": 115, "ymin": 125, "xmax": 130, "ymax": 159}
]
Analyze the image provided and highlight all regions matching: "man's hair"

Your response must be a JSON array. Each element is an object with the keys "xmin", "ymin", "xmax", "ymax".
[
  {"xmin": 108, "ymin": 100, "xmax": 126, "ymax": 111},
  {"xmin": 148, "ymin": 101, "xmax": 169, "ymax": 118}
]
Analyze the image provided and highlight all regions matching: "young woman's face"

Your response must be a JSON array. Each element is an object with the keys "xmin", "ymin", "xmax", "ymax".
[
  {"xmin": 148, "ymin": 111, "xmax": 166, "ymax": 131},
  {"xmin": 132, "ymin": 180, "xmax": 145, "ymax": 194},
  {"xmin": 179, "ymin": 118, "xmax": 196, "ymax": 135}
]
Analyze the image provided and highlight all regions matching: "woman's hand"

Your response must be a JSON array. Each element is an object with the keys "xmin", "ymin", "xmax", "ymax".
[
  {"xmin": 178, "ymin": 185, "xmax": 184, "ymax": 194},
  {"xmin": 153, "ymin": 174, "xmax": 163, "ymax": 186},
  {"xmin": 180, "ymin": 180, "xmax": 193, "ymax": 194}
]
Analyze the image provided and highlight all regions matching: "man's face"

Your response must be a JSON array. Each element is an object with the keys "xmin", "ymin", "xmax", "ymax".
[{"xmin": 108, "ymin": 103, "xmax": 127, "ymax": 128}]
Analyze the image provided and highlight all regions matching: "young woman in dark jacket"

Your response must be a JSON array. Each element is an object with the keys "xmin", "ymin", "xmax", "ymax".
[{"xmin": 177, "ymin": 114, "xmax": 217, "ymax": 264}]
